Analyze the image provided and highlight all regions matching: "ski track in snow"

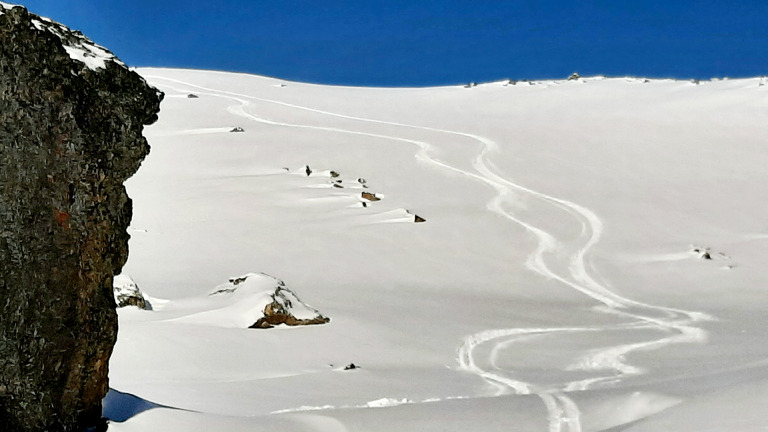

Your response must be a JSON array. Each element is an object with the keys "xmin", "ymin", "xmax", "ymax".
[{"xmin": 144, "ymin": 75, "xmax": 713, "ymax": 431}]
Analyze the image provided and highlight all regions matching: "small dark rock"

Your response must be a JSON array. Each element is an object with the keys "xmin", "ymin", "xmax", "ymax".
[
  {"xmin": 344, "ymin": 363, "xmax": 359, "ymax": 370},
  {"xmin": 568, "ymin": 73, "xmax": 581, "ymax": 81},
  {"xmin": 362, "ymin": 192, "xmax": 380, "ymax": 202},
  {"xmin": 187, "ymin": 94, "xmax": 199, "ymax": 98},
  {"xmin": 230, "ymin": 127, "xmax": 245, "ymax": 133},
  {"xmin": 229, "ymin": 276, "xmax": 248, "ymax": 285}
]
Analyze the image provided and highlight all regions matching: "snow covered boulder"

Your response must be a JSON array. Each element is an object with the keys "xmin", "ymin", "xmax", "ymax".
[
  {"xmin": 113, "ymin": 274, "xmax": 152, "ymax": 310},
  {"xmin": 200, "ymin": 273, "xmax": 329, "ymax": 329}
]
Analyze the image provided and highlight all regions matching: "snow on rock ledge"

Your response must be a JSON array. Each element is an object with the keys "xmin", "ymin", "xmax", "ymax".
[{"xmin": 1, "ymin": 1, "xmax": 123, "ymax": 71}]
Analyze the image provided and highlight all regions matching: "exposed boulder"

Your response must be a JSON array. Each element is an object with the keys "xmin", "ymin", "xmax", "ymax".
[
  {"xmin": 208, "ymin": 273, "xmax": 329, "ymax": 329},
  {"xmin": 113, "ymin": 274, "xmax": 152, "ymax": 310},
  {"xmin": 0, "ymin": 4, "xmax": 162, "ymax": 431},
  {"xmin": 250, "ymin": 288, "xmax": 331, "ymax": 328}
]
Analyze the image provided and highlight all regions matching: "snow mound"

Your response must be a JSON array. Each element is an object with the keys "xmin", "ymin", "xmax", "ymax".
[{"xmin": 176, "ymin": 273, "xmax": 329, "ymax": 329}]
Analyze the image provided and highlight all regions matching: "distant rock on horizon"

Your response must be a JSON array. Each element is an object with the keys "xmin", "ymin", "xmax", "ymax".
[{"xmin": 0, "ymin": 3, "xmax": 162, "ymax": 431}]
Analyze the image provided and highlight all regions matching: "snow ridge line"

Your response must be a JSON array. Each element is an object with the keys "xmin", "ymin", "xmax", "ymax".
[{"xmin": 144, "ymin": 75, "xmax": 711, "ymax": 431}]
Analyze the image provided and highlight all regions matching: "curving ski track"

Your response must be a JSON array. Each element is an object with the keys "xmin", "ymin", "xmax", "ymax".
[{"xmin": 145, "ymin": 75, "xmax": 713, "ymax": 432}]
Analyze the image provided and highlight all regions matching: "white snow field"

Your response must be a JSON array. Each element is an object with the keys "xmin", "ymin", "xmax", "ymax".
[{"xmin": 107, "ymin": 68, "xmax": 768, "ymax": 432}]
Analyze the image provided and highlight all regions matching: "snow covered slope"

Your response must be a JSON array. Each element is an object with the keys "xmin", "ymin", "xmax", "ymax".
[{"xmin": 109, "ymin": 69, "xmax": 768, "ymax": 431}]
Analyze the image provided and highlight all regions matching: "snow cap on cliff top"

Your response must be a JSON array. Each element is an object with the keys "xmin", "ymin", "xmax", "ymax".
[{"xmin": 1, "ymin": 1, "xmax": 123, "ymax": 71}]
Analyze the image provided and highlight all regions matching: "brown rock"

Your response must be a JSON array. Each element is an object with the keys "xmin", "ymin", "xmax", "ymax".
[{"xmin": 251, "ymin": 300, "xmax": 331, "ymax": 329}]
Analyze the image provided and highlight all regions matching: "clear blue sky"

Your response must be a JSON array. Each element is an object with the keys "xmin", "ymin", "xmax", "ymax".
[{"xmin": 18, "ymin": 0, "xmax": 768, "ymax": 86}]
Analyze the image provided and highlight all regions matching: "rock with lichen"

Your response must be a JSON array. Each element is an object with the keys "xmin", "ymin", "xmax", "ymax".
[{"xmin": 0, "ymin": 3, "xmax": 162, "ymax": 431}]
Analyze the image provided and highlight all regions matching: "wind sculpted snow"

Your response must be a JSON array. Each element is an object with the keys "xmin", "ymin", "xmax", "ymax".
[{"xmin": 109, "ymin": 69, "xmax": 768, "ymax": 432}]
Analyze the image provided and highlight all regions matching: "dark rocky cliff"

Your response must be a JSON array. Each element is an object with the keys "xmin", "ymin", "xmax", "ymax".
[{"xmin": 0, "ymin": 3, "xmax": 162, "ymax": 431}]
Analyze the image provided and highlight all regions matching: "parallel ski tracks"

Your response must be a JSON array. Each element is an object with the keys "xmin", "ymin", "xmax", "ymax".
[{"xmin": 144, "ymin": 75, "xmax": 712, "ymax": 432}]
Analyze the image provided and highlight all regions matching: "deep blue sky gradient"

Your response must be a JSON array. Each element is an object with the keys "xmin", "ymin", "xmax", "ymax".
[{"xmin": 17, "ymin": 0, "xmax": 768, "ymax": 86}]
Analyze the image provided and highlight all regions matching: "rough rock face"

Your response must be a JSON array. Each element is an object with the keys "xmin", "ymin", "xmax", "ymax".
[{"xmin": 0, "ymin": 4, "xmax": 162, "ymax": 431}]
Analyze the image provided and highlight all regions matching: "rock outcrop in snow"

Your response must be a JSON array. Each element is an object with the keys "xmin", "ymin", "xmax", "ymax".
[
  {"xmin": 113, "ymin": 275, "xmax": 152, "ymax": 310},
  {"xmin": 209, "ymin": 273, "xmax": 330, "ymax": 329},
  {"xmin": 0, "ymin": 4, "xmax": 161, "ymax": 431}
]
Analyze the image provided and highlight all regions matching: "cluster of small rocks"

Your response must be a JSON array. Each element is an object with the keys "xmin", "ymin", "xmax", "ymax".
[{"xmin": 300, "ymin": 166, "xmax": 426, "ymax": 223}]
